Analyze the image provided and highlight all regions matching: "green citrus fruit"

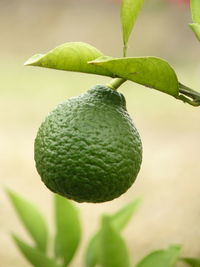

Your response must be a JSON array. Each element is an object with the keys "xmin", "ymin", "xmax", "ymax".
[{"xmin": 34, "ymin": 85, "xmax": 142, "ymax": 203}]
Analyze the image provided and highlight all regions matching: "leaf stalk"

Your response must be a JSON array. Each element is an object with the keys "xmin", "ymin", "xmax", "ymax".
[
  {"xmin": 177, "ymin": 83, "xmax": 200, "ymax": 107},
  {"xmin": 107, "ymin": 78, "xmax": 126, "ymax": 91}
]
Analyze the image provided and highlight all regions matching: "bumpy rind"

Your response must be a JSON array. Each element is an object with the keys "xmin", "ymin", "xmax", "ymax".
[{"xmin": 34, "ymin": 85, "xmax": 142, "ymax": 203}]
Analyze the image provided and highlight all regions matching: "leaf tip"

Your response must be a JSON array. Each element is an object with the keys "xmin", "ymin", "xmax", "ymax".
[
  {"xmin": 11, "ymin": 232, "xmax": 18, "ymax": 241},
  {"xmin": 88, "ymin": 58, "xmax": 100, "ymax": 63},
  {"xmin": 4, "ymin": 186, "xmax": 10, "ymax": 195},
  {"xmin": 188, "ymin": 23, "xmax": 200, "ymax": 41},
  {"xmin": 24, "ymin": 54, "xmax": 44, "ymax": 66},
  {"xmin": 88, "ymin": 56, "xmax": 112, "ymax": 65},
  {"xmin": 5, "ymin": 187, "xmax": 15, "ymax": 201}
]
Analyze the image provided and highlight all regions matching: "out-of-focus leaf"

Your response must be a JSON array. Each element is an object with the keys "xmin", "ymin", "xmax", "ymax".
[
  {"xmin": 190, "ymin": 0, "xmax": 200, "ymax": 24},
  {"xmin": 54, "ymin": 234, "xmax": 61, "ymax": 259},
  {"xmin": 84, "ymin": 199, "xmax": 141, "ymax": 267},
  {"xmin": 99, "ymin": 216, "xmax": 130, "ymax": 267},
  {"xmin": 90, "ymin": 56, "xmax": 179, "ymax": 97},
  {"xmin": 189, "ymin": 0, "xmax": 200, "ymax": 41},
  {"xmin": 13, "ymin": 234, "xmax": 60, "ymax": 267},
  {"xmin": 84, "ymin": 233, "xmax": 99, "ymax": 267},
  {"xmin": 136, "ymin": 245, "xmax": 181, "ymax": 267},
  {"xmin": 7, "ymin": 190, "xmax": 48, "ymax": 253},
  {"xmin": 54, "ymin": 194, "xmax": 81, "ymax": 266},
  {"xmin": 111, "ymin": 198, "xmax": 141, "ymax": 231},
  {"xmin": 24, "ymin": 42, "xmax": 113, "ymax": 77},
  {"xmin": 181, "ymin": 257, "xmax": 200, "ymax": 267},
  {"xmin": 121, "ymin": 0, "xmax": 145, "ymax": 47}
]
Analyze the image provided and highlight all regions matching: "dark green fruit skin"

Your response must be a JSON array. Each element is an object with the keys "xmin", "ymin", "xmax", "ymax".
[{"xmin": 34, "ymin": 85, "xmax": 142, "ymax": 203}]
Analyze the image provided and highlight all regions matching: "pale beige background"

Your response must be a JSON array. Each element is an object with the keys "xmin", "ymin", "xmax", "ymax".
[{"xmin": 1, "ymin": 0, "xmax": 200, "ymax": 266}]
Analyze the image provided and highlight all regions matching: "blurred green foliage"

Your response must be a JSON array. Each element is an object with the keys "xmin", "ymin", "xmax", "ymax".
[{"xmin": 7, "ymin": 191, "xmax": 200, "ymax": 267}]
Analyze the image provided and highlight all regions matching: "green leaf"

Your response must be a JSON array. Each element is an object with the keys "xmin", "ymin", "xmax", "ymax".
[
  {"xmin": 7, "ymin": 190, "xmax": 48, "ymax": 253},
  {"xmin": 99, "ymin": 216, "xmax": 130, "ymax": 267},
  {"xmin": 84, "ymin": 233, "xmax": 100, "ymax": 267},
  {"xmin": 54, "ymin": 194, "xmax": 81, "ymax": 266},
  {"xmin": 136, "ymin": 245, "xmax": 181, "ymax": 267},
  {"xmin": 189, "ymin": 0, "xmax": 200, "ymax": 41},
  {"xmin": 181, "ymin": 257, "xmax": 200, "ymax": 267},
  {"xmin": 90, "ymin": 56, "xmax": 179, "ymax": 97},
  {"xmin": 190, "ymin": 0, "xmax": 200, "ymax": 24},
  {"xmin": 13, "ymin": 234, "xmax": 60, "ymax": 267},
  {"xmin": 24, "ymin": 42, "xmax": 199, "ymax": 106},
  {"xmin": 121, "ymin": 0, "xmax": 145, "ymax": 47},
  {"xmin": 24, "ymin": 42, "xmax": 113, "ymax": 77},
  {"xmin": 84, "ymin": 199, "xmax": 140, "ymax": 267},
  {"xmin": 111, "ymin": 198, "xmax": 141, "ymax": 231},
  {"xmin": 189, "ymin": 23, "xmax": 200, "ymax": 42}
]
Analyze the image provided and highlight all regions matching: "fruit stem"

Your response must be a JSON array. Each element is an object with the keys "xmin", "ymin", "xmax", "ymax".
[{"xmin": 107, "ymin": 78, "xmax": 126, "ymax": 90}]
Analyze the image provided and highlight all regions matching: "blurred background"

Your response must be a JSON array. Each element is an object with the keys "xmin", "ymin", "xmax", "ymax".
[{"xmin": 1, "ymin": 0, "xmax": 200, "ymax": 266}]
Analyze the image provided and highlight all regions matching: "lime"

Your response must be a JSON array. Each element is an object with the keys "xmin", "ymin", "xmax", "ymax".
[{"xmin": 34, "ymin": 85, "xmax": 142, "ymax": 203}]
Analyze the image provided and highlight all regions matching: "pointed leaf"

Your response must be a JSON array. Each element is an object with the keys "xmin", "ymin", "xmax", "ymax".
[
  {"xmin": 136, "ymin": 245, "xmax": 181, "ymax": 267},
  {"xmin": 84, "ymin": 199, "xmax": 140, "ymax": 267},
  {"xmin": 111, "ymin": 198, "xmax": 141, "ymax": 231},
  {"xmin": 7, "ymin": 190, "xmax": 48, "ymax": 252},
  {"xmin": 84, "ymin": 233, "xmax": 100, "ymax": 267},
  {"xmin": 54, "ymin": 194, "xmax": 81, "ymax": 266},
  {"xmin": 90, "ymin": 56, "xmax": 179, "ymax": 97},
  {"xmin": 13, "ymin": 234, "xmax": 60, "ymax": 267},
  {"xmin": 99, "ymin": 216, "xmax": 130, "ymax": 267},
  {"xmin": 189, "ymin": 23, "xmax": 200, "ymax": 42},
  {"xmin": 181, "ymin": 257, "xmax": 200, "ymax": 267},
  {"xmin": 24, "ymin": 42, "xmax": 113, "ymax": 77},
  {"xmin": 121, "ymin": 0, "xmax": 145, "ymax": 46}
]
